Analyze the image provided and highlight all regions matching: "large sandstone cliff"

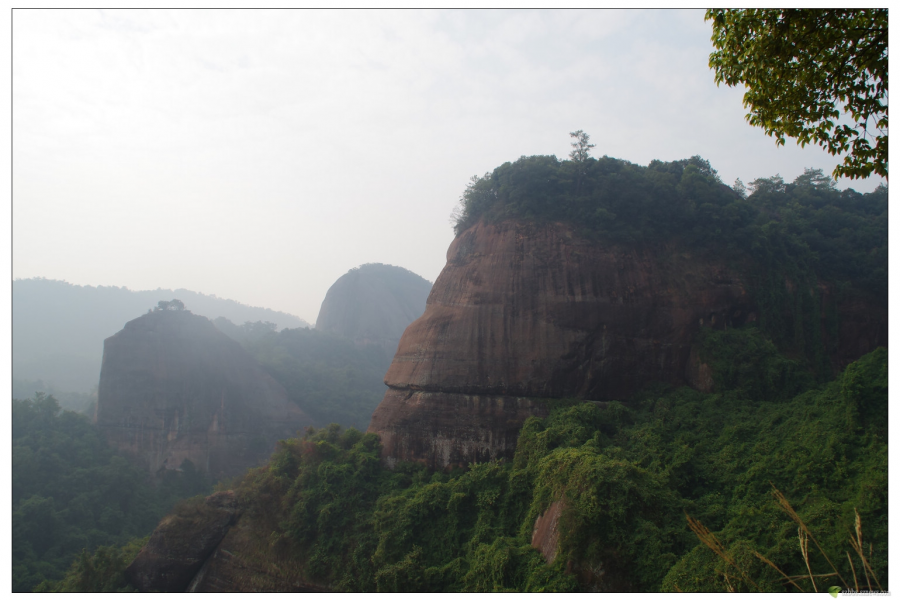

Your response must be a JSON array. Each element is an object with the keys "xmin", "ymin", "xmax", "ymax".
[
  {"xmin": 95, "ymin": 310, "xmax": 309, "ymax": 480},
  {"xmin": 368, "ymin": 219, "xmax": 886, "ymax": 469}
]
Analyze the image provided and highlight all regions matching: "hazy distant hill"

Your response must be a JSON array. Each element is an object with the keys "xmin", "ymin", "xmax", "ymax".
[
  {"xmin": 12, "ymin": 278, "xmax": 309, "ymax": 396},
  {"xmin": 315, "ymin": 263, "xmax": 432, "ymax": 348}
]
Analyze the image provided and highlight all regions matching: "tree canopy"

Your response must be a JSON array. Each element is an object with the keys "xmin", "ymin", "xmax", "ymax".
[
  {"xmin": 706, "ymin": 9, "xmax": 888, "ymax": 180},
  {"xmin": 12, "ymin": 393, "xmax": 210, "ymax": 591}
]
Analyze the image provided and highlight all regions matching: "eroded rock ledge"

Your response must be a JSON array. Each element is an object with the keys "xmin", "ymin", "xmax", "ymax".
[{"xmin": 368, "ymin": 218, "xmax": 886, "ymax": 470}]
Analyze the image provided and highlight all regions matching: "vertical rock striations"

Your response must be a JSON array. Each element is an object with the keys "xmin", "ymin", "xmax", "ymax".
[
  {"xmin": 95, "ymin": 310, "xmax": 309, "ymax": 480},
  {"xmin": 368, "ymin": 219, "xmax": 886, "ymax": 470}
]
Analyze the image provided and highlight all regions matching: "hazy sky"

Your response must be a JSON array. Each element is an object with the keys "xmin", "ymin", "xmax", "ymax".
[{"xmin": 12, "ymin": 9, "xmax": 887, "ymax": 323}]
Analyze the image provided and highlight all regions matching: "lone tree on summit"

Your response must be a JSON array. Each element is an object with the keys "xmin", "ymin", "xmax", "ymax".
[
  {"xmin": 707, "ymin": 9, "xmax": 887, "ymax": 180},
  {"xmin": 569, "ymin": 130, "xmax": 595, "ymax": 163}
]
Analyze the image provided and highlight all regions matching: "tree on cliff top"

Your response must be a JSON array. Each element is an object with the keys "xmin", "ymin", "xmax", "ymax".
[
  {"xmin": 569, "ymin": 130, "xmax": 595, "ymax": 163},
  {"xmin": 706, "ymin": 9, "xmax": 888, "ymax": 180}
]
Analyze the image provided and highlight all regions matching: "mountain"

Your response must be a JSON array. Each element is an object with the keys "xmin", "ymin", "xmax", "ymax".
[
  {"xmin": 367, "ymin": 218, "xmax": 886, "ymax": 469},
  {"xmin": 367, "ymin": 157, "xmax": 887, "ymax": 470},
  {"xmin": 315, "ymin": 263, "xmax": 432, "ymax": 349},
  {"xmin": 94, "ymin": 309, "xmax": 310, "ymax": 480},
  {"xmin": 12, "ymin": 278, "xmax": 309, "ymax": 400},
  {"xmin": 114, "ymin": 155, "xmax": 888, "ymax": 593}
]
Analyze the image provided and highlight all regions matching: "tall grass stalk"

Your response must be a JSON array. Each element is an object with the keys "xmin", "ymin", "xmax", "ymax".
[
  {"xmin": 688, "ymin": 487, "xmax": 884, "ymax": 593},
  {"xmin": 771, "ymin": 484, "xmax": 849, "ymax": 589},
  {"xmin": 685, "ymin": 513, "xmax": 759, "ymax": 591}
]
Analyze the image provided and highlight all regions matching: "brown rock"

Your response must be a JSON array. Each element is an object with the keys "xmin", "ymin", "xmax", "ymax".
[
  {"xmin": 95, "ymin": 310, "xmax": 310, "ymax": 480},
  {"xmin": 125, "ymin": 491, "xmax": 240, "ymax": 592},
  {"xmin": 381, "ymin": 220, "xmax": 752, "ymax": 400},
  {"xmin": 529, "ymin": 499, "xmax": 632, "ymax": 592},
  {"xmin": 370, "ymin": 220, "xmax": 753, "ymax": 468},
  {"xmin": 185, "ymin": 509, "xmax": 331, "ymax": 593},
  {"xmin": 127, "ymin": 488, "xmax": 330, "ymax": 593},
  {"xmin": 369, "ymin": 218, "xmax": 886, "ymax": 469},
  {"xmin": 369, "ymin": 389, "xmax": 551, "ymax": 469},
  {"xmin": 531, "ymin": 500, "xmax": 564, "ymax": 564}
]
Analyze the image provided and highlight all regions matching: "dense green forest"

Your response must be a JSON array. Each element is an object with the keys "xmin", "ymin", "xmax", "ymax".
[
  {"xmin": 453, "ymin": 154, "xmax": 886, "ymax": 297},
  {"xmin": 215, "ymin": 318, "xmax": 392, "ymax": 430},
  {"xmin": 11, "ymin": 394, "xmax": 212, "ymax": 592},
  {"xmin": 123, "ymin": 333, "xmax": 884, "ymax": 592}
]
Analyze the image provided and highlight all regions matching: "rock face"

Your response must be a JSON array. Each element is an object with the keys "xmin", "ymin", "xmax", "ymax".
[
  {"xmin": 184, "ymin": 509, "xmax": 330, "ymax": 592},
  {"xmin": 95, "ymin": 310, "xmax": 309, "ymax": 479},
  {"xmin": 371, "ymin": 391, "xmax": 552, "ymax": 470},
  {"xmin": 126, "ymin": 490, "xmax": 330, "ymax": 593},
  {"xmin": 368, "ymin": 218, "xmax": 887, "ymax": 469},
  {"xmin": 531, "ymin": 500, "xmax": 564, "ymax": 565},
  {"xmin": 315, "ymin": 263, "xmax": 432, "ymax": 348},
  {"xmin": 125, "ymin": 491, "xmax": 240, "ymax": 592}
]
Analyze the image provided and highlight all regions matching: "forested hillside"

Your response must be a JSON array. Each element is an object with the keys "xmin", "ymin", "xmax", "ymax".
[
  {"xmin": 117, "ymin": 339, "xmax": 885, "ymax": 592},
  {"xmin": 215, "ymin": 319, "xmax": 392, "ymax": 430},
  {"xmin": 12, "ymin": 394, "xmax": 211, "ymax": 592},
  {"xmin": 147, "ymin": 156, "xmax": 881, "ymax": 592}
]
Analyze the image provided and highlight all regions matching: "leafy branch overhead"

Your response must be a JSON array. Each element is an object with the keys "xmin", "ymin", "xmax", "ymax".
[{"xmin": 706, "ymin": 9, "xmax": 887, "ymax": 180}]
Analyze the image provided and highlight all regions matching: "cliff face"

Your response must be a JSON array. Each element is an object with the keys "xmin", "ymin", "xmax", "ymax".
[
  {"xmin": 95, "ymin": 310, "xmax": 309, "ymax": 480},
  {"xmin": 368, "ymin": 219, "xmax": 886, "ymax": 469},
  {"xmin": 315, "ymin": 263, "xmax": 432, "ymax": 348},
  {"xmin": 125, "ymin": 490, "xmax": 329, "ymax": 593}
]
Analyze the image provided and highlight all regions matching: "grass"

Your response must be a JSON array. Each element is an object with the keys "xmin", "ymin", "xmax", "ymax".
[{"xmin": 686, "ymin": 485, "xmax": 883, "ymax": 593}]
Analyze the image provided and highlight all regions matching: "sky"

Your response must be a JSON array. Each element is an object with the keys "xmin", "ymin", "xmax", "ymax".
[{"xmin": 12, "ymin": 8, "xmax": 888, "ymax": 324}]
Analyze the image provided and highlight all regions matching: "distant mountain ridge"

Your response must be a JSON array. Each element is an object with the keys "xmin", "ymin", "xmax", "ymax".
[{"xmin": 13, "ymin": 278, "xmax": 309, "ymax": 395}]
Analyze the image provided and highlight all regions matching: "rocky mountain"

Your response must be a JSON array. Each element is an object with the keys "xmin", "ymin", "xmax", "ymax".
[
  {"xmin": 94, "ymin": 309, "xmax": 310, "ymax": 480},
  {"xmin": 368, "ymin": 218, "xmax": 887, "ymax": 470},
  {"xmin": 315, "ymin": 263, "xmax": 432, "ymax": 349},
  {"xmin": 115, "ymin": 155, "xmax": 888, "ymax": 593},
  {"xmin": 13, "ymin": 278, "xmax": 308, "ymax": 399}
]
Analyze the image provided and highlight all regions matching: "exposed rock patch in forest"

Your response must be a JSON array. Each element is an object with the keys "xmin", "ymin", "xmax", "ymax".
[{"xmin": 125, "ymin": 491, "xmax": 240, "ymax": 592}]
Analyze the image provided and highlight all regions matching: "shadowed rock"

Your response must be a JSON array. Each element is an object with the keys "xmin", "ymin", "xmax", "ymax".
[
  {"xmin": 125, "ymin": 491, "xmax": 239, "ymax": 592},
  {"xmin": 95, "ymin": 310, "xmax": 310, "ymax": 479}
]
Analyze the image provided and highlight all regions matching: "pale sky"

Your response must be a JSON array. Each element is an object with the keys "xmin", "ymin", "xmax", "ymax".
[{"xmin": 12, "ymin": 9, "xmax": 887, "ymax": 324}]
